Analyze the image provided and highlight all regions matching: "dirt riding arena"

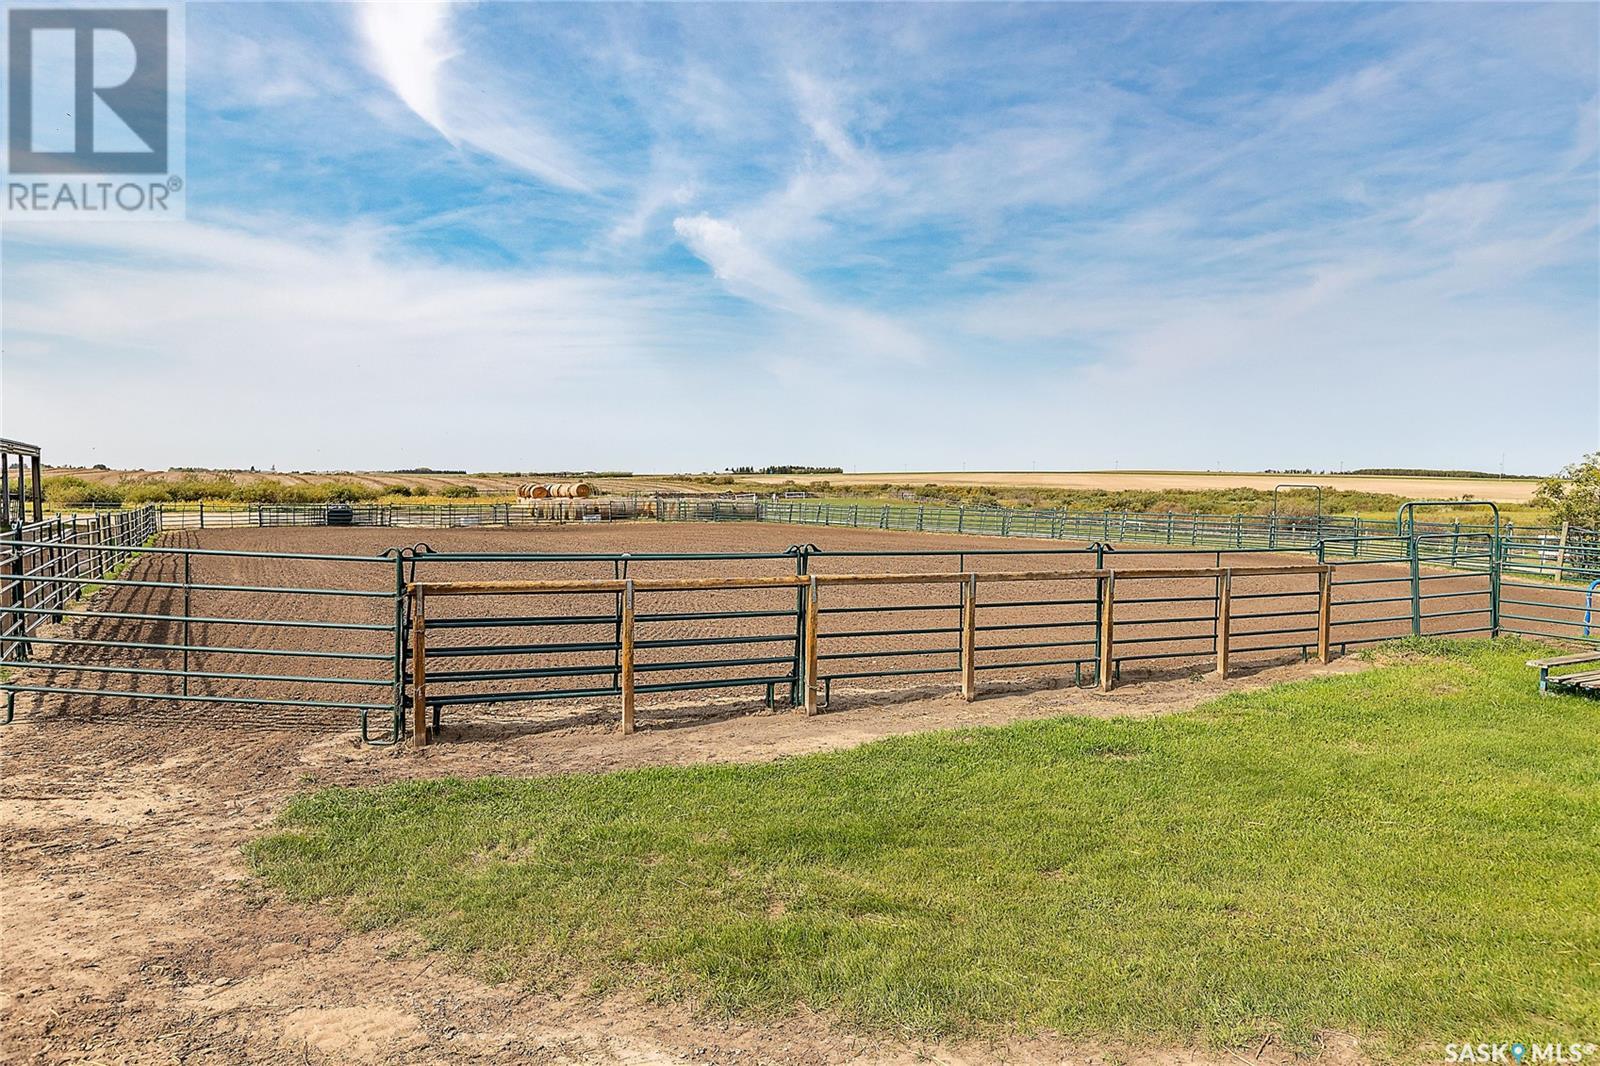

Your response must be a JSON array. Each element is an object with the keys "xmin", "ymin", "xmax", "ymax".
[{"xmin": 4, "ymin": 523, "xmax": 1501, "ymax": 737}]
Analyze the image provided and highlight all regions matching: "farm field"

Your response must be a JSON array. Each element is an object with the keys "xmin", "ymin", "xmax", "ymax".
[
  {"xmin": 38, "ymin": 466, "xmax": 1547, "ymax": 508},
  {"xmin": 4, "ymin": 640, "xmax": 1594, "ymax": 1064},
  {"xmin": 41, "ymin": 467, "xmax": 686, "ymax": 498},
  {"xmin": 736, "ymin": 470, "xmax": 1544, "ymax": 503}
]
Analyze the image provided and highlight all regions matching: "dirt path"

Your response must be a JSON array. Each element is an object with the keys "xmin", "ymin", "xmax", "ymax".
[{"xmin": 0, "ymin": 657, "xmax": 1377, "ymax": 1066}]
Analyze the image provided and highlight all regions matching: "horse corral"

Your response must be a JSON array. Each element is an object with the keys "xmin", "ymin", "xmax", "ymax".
[{"xmin": 5, "ymin": 510, "xmax": 1588, "ymax": 745}]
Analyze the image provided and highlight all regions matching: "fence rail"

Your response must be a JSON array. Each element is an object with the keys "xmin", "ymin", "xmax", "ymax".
[
  {"xmin": 2, "ymin": 502, "xmax": 1595, "ymax": 741},
  {"xmin": 117, "ymin": 499, "xmax": 1600, "ymax": 586},
  {"xmin": 153, "ymin": 499, "xmax": 654, "ymax": 528},
  {"xmin": 1, "ymin": 507, "xmax": 160, "ymax": 685},
  {"xmin": 739, "ymin": 500, "xmax": 1597, "ymax": 578},
  {"xmin": 404, "ymin": 562, "xmax": 1334, "ymax": 747}
]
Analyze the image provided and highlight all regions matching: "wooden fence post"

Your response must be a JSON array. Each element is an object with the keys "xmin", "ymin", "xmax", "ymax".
[
  {"xmin": 411, "ymin": 592, "xmax": 429, "ymax": 748},
  {"xmin": 1214, "ymin": 570, "xmax": 1232, "ymax": 679},
  {"xmin": 1555, "ymin": 521, "xmax": 1570, "ymax": 581},
  {"xmin": 1317, "ymin": 567, "xmax": 1333, "ymax": 664},
  {"xmin": 961, "ymin": 573, "xmax": 977, "ymax": 702},
  {"xmin": 802, "ymin": 575, "xmax": 820, "ymax": 715},
  {"xmin": 1097, "ymin": 573, "xmax": 1115, "ymax": 692},
  {"xmin": 619, "ymin": 579, "xmax": 635, "ymax": 735}
]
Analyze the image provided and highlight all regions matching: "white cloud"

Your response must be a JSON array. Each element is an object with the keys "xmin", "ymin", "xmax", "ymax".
[
  {"xmin": 673, "ymin": 214, "xmax": 929, "ymax": 363},
  {"xmin": 354, "ymin": 2, "xmax": 599, "ymax": 192},
  {"xmin": 672, "ymin": 214, "xmax": 809, "ymax": 312},
  {"xmin": 357, "ymin": 1, "xmax": 454, "ymax": 134}
]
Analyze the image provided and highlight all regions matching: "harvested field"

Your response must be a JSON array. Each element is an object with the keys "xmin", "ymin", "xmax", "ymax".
[
  {"xmin": 5, "ymin": 522, "xmax": 1528, "ymax": 738},
  {"xmin": 738, "ymin": 469, "xmax": 1543, "ymax": 503}
]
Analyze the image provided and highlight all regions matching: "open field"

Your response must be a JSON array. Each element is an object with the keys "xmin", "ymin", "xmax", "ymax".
[
  {"xmin": 737, "ymin": 471, "xmax": 1544, "ymax": 504},
  {"xmin": 39, "ymin": 466, "xmax": 1549, "ymax": 509}
]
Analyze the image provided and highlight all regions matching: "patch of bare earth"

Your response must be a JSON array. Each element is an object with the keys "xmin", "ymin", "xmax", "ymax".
[{"xmin": 3, "ymin": 654, "xmax": 1373, "ymax": 1065}]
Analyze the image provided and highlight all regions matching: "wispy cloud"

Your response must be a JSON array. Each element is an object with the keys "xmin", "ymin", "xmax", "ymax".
[
  {"xmin": 673, "ymin": 213, "xmax": 929, "ymax": 364},
  {"xmin": 354, "ymin": 1, "xmax": 599, "ymax": 192},
  {"xmin": 357, "ymin": 1, "xmax": 453, "ymax": 132}
]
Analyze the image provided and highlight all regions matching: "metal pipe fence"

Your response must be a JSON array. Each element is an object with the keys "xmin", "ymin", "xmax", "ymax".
[
  {"xmin": 726, "ymin": 498, "xmax": 1574, "ymax": 558},
  {"xmin": 136, "ymin": 498, "xmax": 1597, "ymax": 587},
  {"xmin": 2, "ymin": 503, "xmax": 1595, "ymax": 741},
  {"xmin": 153, "ymin": 499, "xmax": 653, "ymax": 529},
  {"xmin": 0, "ymin": 525, "xmax": 403, "ymax": 737},
  {"xmin": 1, "ymin": 507, "xmax": 161, "ymax": 671},
  {"xmin": 404, "ymin": 562, "xmax": 1335, "ymax": 746}
]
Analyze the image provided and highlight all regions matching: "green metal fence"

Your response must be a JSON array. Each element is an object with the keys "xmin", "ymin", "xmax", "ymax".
[
  {"xmin": 154, "ymin": 498, "xmax": 652, "ymax": 528},
  {"xmin": 127, "ymin": 496, "xmax": 1594, "ymax": 584},
  {"xmin": 3, "ymin": 502, "xmax": 1596, "ymax": 740},
  {"xmin": 1, "ymin": 522, "xmax": 405, "ymax": 738},
  {"xmin": 1, "ymin": 508, "xmax": 162, "ymax": 677}
]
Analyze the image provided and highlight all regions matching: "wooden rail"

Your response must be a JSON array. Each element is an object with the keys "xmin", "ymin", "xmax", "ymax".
[{"xmin": 405, "ymin": 563, "xmax": 1333, "ymax": 747}]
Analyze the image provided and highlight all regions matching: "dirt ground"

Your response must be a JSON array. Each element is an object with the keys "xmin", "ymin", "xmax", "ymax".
[{"xmin": 1, "ymin": 653, "xmax": 1373, "ymax": 1066}]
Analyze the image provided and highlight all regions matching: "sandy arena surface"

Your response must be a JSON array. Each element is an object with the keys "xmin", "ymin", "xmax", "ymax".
[{"xmin": 5, "ymin": 523, "xmax": 1496, "ymax": 734}]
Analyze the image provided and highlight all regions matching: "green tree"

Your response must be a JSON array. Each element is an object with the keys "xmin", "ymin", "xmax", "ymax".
[{"xmin": 1533, "ymin": 453, "xmax": 1600, "ymax": 528}]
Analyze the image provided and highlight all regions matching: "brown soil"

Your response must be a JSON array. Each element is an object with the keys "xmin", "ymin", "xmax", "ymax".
[{"xmin": 1, "ymin": 654, "xmax": 1372, "ymax": 1066}]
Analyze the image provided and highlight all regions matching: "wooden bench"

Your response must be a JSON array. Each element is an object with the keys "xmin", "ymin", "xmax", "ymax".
[{"xmin": 1527, "ymin": 652, "xmax": 1600, "ymax": 695}]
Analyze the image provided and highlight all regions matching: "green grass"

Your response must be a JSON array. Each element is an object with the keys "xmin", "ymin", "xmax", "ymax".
[{"xmin": 249, "ymin": 640, "xmax": 1599, "ymax": 1057}]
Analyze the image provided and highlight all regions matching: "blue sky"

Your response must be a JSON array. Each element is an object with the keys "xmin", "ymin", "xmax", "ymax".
[{"xmin": 2, "ymin": 1, "xmax": 1596, "ymax": 473}]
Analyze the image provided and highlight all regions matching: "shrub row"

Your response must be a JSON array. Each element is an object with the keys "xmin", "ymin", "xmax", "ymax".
[{"xmin": 44, "ymin": 476, "xmax": 481, "ymax": 506}]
